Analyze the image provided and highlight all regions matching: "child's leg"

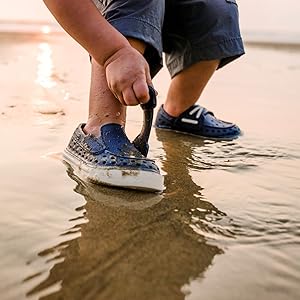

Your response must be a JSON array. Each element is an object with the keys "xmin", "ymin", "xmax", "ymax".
[
  {"xmin": 163, "ymin": 59, "xmax": 220, "ymax": 118},
  {"xmin": 83, "ymin": 60, "xmax": 125, "ymax": 136},
  {"xmin": 155, "ymin": 0, "xmax": 245, "ymax": 139},
  {"xmin": 162, "ymin": 0, "xmax": 244, "ymax": 118},
  {"xmin": 84, "ymin": 38, "xmax": 147, "ymax": 137}
]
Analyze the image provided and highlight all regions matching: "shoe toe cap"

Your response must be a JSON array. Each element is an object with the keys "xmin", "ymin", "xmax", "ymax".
[{"xmin": 95, "ymin": 152, "xmax": 160, "ymax": 173}]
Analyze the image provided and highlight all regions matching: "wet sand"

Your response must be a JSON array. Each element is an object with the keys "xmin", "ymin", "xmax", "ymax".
[{"xmin": 0, "ymin": 31, "xmax": 300, "ymax": 300}]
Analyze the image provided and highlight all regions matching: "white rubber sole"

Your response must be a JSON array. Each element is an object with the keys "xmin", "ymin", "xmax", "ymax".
[
  {"xmin": 63, "ymin": 149, "xmax": 164, "ymax": 192},
  {"xmin": 155, "ymin": 126, "xmax": 241, "ymax": 141}
]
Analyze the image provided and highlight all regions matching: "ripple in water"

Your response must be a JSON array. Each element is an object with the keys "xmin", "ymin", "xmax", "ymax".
[{"xmin": 190, "ymin": 138, "xmax": 298, "ymax": 171}]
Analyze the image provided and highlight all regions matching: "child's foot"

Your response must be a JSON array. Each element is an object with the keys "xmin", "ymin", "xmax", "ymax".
[
  {"xmin": 155, "ymin": 105, "xmax": 241, "ymax": 139},
  {"xmin": 63, "ymin": 123, "xmax": 164, "ymax": 192}
]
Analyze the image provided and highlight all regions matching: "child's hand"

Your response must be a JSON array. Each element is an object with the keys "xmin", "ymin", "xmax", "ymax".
[{"xmin": 104, "ymin": 46, "xmax": 152, "ymax": 106}]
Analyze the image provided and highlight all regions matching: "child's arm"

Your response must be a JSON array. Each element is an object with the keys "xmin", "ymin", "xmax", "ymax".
[{"xmin": 43, "ymin": 0, "xmax": 151, "ymax": 105}]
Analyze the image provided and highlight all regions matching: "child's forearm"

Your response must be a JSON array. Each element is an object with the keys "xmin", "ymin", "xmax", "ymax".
[
  {"xmin": 43, "ymin": 0, "xmax": 130, "ymax": 65},
  {"xmin": 44, "ymin": 0, "xmax": 152, "ymax": 106}
]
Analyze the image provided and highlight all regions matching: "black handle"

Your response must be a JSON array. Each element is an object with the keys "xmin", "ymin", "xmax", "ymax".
[
  {"xmin": 132, "ymin": 86, "xmax": 157, "ymax": 157},
  {"xmin": 140, "ymin": 86, "xmax": 157, "ymax": 110}
]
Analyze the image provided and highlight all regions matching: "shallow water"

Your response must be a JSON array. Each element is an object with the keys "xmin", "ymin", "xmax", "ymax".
[{"xmin": 0, "ymin": 29, "xmax": 300, "ymax": 300}]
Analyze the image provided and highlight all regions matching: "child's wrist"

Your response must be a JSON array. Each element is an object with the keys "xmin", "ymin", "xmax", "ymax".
[{"xmin": 102, "ymin": 45, "xmax": 132, "ymax": 69}]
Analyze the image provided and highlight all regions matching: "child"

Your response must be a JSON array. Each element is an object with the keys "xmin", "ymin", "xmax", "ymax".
[{"xmin": 43, "ymin": 0, "xmax": 244, "ymax": 191}]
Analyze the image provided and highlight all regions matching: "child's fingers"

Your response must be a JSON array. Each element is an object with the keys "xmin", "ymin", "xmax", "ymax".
[
  {"xmin": 133, "ymin": 78, "xmax": 150, "ymax": 104},
  {"xmin": 145, "ymin": 67, "xmax": 158, "ymax": 96},
  {"xmin": 146, "ymin": 68, "xmax": 152, "ymax": 86},
  {"xmin": 122, "ymin": 87, "xmax": 140, "ymax": 106},
  {"xmin": 109, "ymin": 85, "xmax": 125, "ymax": 106}
]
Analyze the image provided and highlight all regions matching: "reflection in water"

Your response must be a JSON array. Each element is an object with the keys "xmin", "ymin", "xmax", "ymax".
[
  {"xmin": 25, "ymin": 131, "xmax": 229, "ymax": 300},
  {"xmin": 35, "ymin": 42, "xmax": 56, "ymax": 89},
  {"xmin": 41, "ymin": 26, "xmax": 51, "ymax": 35},
  {"xmin": 33, "ymin": 42, "xmax": 64, "ymax": 117}
]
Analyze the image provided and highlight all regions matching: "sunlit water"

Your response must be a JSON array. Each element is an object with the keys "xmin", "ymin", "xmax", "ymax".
[{"xmin": 1, "ymin": 6, "xmax": 300, "ymax": 300}]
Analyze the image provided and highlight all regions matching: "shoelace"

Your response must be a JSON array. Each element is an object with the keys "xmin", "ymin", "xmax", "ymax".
[{"xmin": 188, "ymin": 105, "xmax": 205, "ymax": 119}]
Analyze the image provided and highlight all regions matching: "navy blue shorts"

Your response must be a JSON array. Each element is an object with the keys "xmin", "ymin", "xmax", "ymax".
[{"xmin": 92, "ymin": 0, "xmax": 245, "ymax": 77}]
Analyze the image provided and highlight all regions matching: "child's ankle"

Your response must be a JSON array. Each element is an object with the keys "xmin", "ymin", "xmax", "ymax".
[{"xmin": 84, "ymin": 120, "xmax": 124, "ymax": 137}]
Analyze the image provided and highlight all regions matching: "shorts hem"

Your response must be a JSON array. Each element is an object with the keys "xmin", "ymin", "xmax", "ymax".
[
  {"xmin": 167, "ymin": 37, "xmax": 245, "ymax": 77},
  {"xmin": 110, "ymin": 17, "xmax": 163, "ymax": 54}
]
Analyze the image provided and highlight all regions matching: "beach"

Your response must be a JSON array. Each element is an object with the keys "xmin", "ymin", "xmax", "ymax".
[{"xmin": 1, "ymin": 1, "xmax": 300, "ymax": 300}]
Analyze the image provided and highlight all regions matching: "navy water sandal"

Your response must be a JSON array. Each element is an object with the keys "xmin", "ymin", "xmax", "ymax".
[
  {"xmin": 155, "ymin": 104, "xmax": 241, "ymax": 139},
  {"xmin": 63, "ymin": 123, "xmax": 164, "ymax": 192}
]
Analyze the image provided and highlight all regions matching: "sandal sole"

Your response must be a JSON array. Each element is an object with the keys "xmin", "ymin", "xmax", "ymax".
[
  {"xmin": 63, "ymin": 149, "xmax": 164, "ymax": 192},
  {"xmin": 154, "ymin": 125, "xmax": 241, "ymax": 141}
]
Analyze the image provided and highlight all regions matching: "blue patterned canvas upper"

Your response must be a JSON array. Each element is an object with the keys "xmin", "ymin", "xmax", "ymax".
[{"xmin": 66, "ymin": 124, "xmax": 160, "ymax": 173}]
